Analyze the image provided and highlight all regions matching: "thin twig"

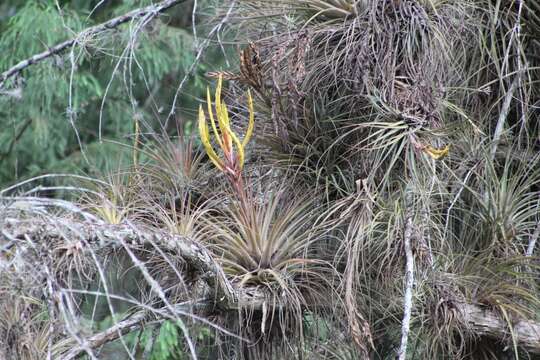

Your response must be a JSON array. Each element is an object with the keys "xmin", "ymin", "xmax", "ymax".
[
  {"xmin": 58, "ymin": 309, "xmax": 148, "ymax": 360},
  {"xmin": 166, "ymin": 0, "xmax": 238, "ymax": 128},
  {"xmin": 0, "ymin": 0, "xmax": 185, "ymax": 89},
  {"xmin": 98, "ymin": 4, "xmax": 159, "ymax": 141},
  {"xmin": 192, "ymin": 0, "xmax": 198, "ymax": 46},
  {"xmin": 526, "ymin": 221, "xmax": 540, "ymax": 257},
  {"xmin": 491, "ymin": 0, "xmax": 526, "ymax": 158},
  {"xmin": 397, "ymin": 197, "xmax": 415, "ymax": 360},
  {"xmin": 491, "ymin": 76, "xmax": 518, "ymax": 160}
]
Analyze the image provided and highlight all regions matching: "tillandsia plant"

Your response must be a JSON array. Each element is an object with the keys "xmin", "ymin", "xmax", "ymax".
[
  {"xmin": 198, "ymin": 75, "xmax": 332, "ymax": 289},
  {"xmin": 198, "ymin": 74, "xmax": 260, "ymax": 258}
]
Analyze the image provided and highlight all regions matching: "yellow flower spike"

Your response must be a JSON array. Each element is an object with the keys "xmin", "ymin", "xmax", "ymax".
[
  {"xmin": 242, "ymin": 89, "xmax": 254, "ymax": 148},
  {"xmin": 198, "ymin": 106, "xmax": 224, "ymax": 170},
  {"xmin": 221, "ymin": 100, "xmax": 231, "ymax": 127},
  {"xmin": 207, "ymin": 87, "xmax": 223, "ymax": 148},
  {"xmin": 198, "ymin": 72, "xmax": 255, "ymax": 173},
  {"xmin": 423, "ymin": 144, "xmax": 450, "ymax": 160}
]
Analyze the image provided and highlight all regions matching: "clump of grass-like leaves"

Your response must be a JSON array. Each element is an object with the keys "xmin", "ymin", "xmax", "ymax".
[{"xmin": 204, "ymin": 189, "xmax": 331, "ymax": 292}]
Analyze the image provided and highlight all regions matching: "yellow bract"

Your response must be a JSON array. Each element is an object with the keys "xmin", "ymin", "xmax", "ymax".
[
  {"xmin": 198, "ymin": 74, "xmax": 255, "ymax": 172},
  {"xmin": 423, "ymin": 144, "xmax": 450, "ymax": 160},
  {"xmin": 198, "ymin": 106, "xmax": 223, "ymax": 170}
]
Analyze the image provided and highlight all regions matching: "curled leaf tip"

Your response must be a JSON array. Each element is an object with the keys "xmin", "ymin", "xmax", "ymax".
[
  {"xmin": 243, "ymin": 89, "xmax": 254, "ymax": 148},
  {"xmin": 423, "ymin": 144, "xmax": 450, "ymax": 160}
]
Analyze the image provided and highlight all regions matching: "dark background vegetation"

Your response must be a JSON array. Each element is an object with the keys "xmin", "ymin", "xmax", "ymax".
[{"xmin": 0, "ymin": 0, "xmax": 217, "ymax": 190}]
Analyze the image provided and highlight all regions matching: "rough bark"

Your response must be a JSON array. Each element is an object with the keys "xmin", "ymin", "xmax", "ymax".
[
  {"xmin": 460, "ymin": 302, "xmax": 540, "ymax": 354},
  {"xmin": 0, "ymin": 213, "xmax": 267, "ymax": 310}
]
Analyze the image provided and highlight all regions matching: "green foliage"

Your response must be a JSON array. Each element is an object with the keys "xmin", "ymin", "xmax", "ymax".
[
  {"xmin": 0, "ymin": 3, "xmax": 83, "ymax": 65},
  {"xmin": 0, "ymin": 0, "xmax": 210, "ymax": 189},
  {"xmin": 151, "ymin": 320, "xmax": 184, "ymax": 360}
]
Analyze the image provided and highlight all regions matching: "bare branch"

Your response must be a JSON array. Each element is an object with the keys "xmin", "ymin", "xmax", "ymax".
[
  {"xmin": 1, "ymin": 214, "xmax": 265, "ymax": 310},
  {"xmin": 58, "ymin": 309, "xmax": 148, "ymax": 360},
  {"xmin": 526, "ymin": 221, "xmax": 540, "ymax": 257},
  {"xmin": 4, "ymin": 202, "xmax": 540, "ymax": 355},
  {"xmin": 491, "ymin": 76, "xmax": 518, "ymax": 160},
  {"xmin": 165, "ymin": 0, "xmax": 238, "ymax": 127},
  {"xmin": 397, "ymin": 201, "xmax": 416, "ymax": 360}
]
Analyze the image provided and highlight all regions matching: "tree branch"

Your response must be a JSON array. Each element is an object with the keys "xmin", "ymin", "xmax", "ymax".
[
  {"xmin": 460, "ymin": 302, "xmax": 540, "ymax": 354},
  {"xmin": 58, "ymin": 309, "xmax": 148, "ymax": 360},
  {"xmin": 397, "ymin": 212, "xmax": 415, "ymax": 360},
  {"xmin": 0, "ymin": 0, "xmax": 185, "ymax": 89},
  {"xmin": 3, "ymin": 203, "xmax": 540, "ymax": 355},
  {"xmin": 56, "ymin": 302, "xmax": 212, "ymax": 360},
  {"xmin": 0, "ymin": 213, "xmax": 265, "ymax": 310}
]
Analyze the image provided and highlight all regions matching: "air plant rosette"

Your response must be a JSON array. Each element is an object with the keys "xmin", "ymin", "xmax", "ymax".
[
  {"xmin": 198, "ymin": 74, "xmax": 333, "ymax": 293},
  {"xmin": 197, "ymin": 74, "xmax": 336, "ymax": 358}
]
